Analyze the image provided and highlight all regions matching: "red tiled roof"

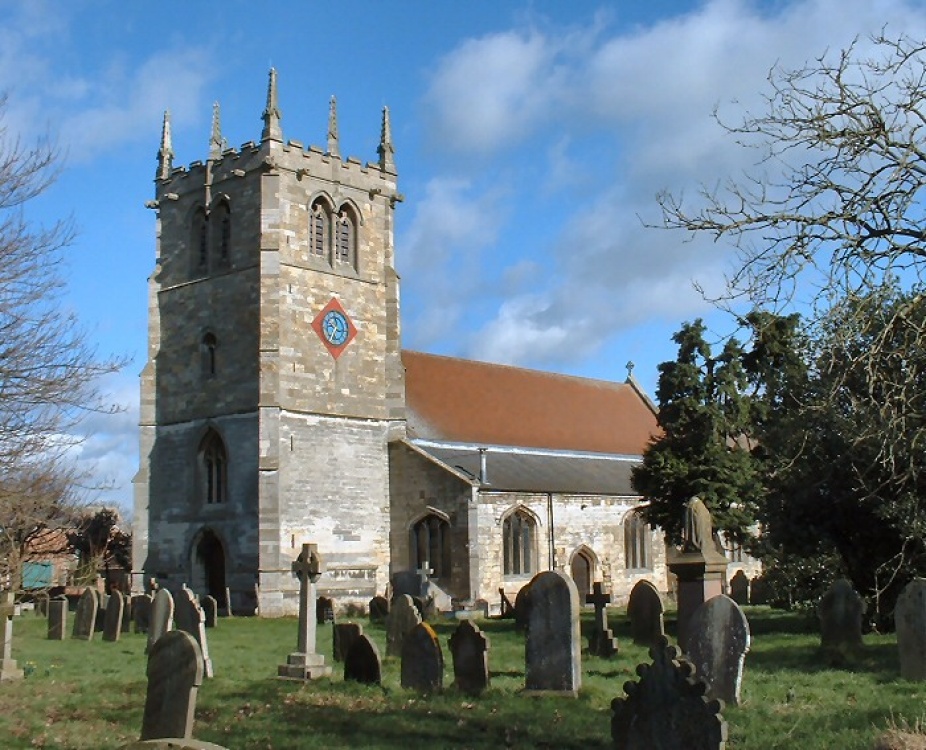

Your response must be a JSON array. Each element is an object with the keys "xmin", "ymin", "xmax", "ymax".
[{"xmin": 401, "ymin": 351, "xmax": 659, "ymax": 456}]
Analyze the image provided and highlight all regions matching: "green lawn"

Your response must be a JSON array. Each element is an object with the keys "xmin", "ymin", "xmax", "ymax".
[{"xmin": 0, "ymin": 605, "xmax": 921, "ymax": 749}]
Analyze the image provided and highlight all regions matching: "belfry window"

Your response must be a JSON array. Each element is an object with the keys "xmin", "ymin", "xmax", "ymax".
[
  {"xmin": 310, "ymin": 201, "xmax": 330, "ymax": 259},
  {"xmin": 212, "ymin": 201, "xmax": 231, "ymax": 263},
  {"xmin": 334, "ymin": 208, "xmax": 356, "ymax": 266},
  {"xmin": 503, "ymin": 509, "xmax": 536, "ymax": 576},
  {"xmin": 624, "ymin": 511, "xmax": 652, "ymax": 570},
  {"xmin": 192, "ymin": 209, "xmax": 208, "ymax": 271},
  {"xmin": 411, "ymin": 514, "xmax": 451, "ymax": 578},
  {"xmin": 199, "ymin": 430, "xmax": 227, "ymax": 505}
]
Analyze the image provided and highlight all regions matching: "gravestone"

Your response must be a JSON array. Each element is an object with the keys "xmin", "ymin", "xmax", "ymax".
[
  {"xmin": 728, "ymin": 571, "xmax": 749, "ymax": 606},
  {"xmin": 749, "ymin": 576, "xmax": 770, "ymax": 605},
  {"xmin": 400, "ymin": 622, "xmax": 444, "ymax": 693},
  {"xmin": 224, "ymin": 587, "xmax": 233, "ymax": 618},
  {"xmin": 34, "ymin": 591, "xmax": 50, "ymax": 618},
  {"xmin": 895, "ymin": 577, "xmax": 926, "ymax": 680},
  {"xmin": 72, "ymin": 587, "xmax": 99, "ymax": 641},
  {"xmin": 278, "ymin": 543, "xmax": 332, "ymax": 680},
  {"xmin": 686, "ymin": 595, "xmax": 751, "ymax": 706},
  {"xmin": 586, "ymin": 582, "xmax": 619, "ymax": 657},
  {"xmin": 122, "ymin": 593, "xmax": 133, "ymax": 634},
  {"xmin": 174, "ymin": 588, "xmax": 214, "ymax": 678},
  {"xmin": 133, "ymin": 594, "xmax": 152, "ymax": 634},
  {"xmin": 818, "ymin": 578, "xmax": 864, "ymax": 661},
  {"xmin": 448, "ymin": 619, "xmax": 490, "ymax": 696},
  {"xmin": 1, "ymin": 591, "xmax": 24, "ymax": 682},
  {"xmin": 147, "ymin": 589, "xmax": 175, "ymax": 654},
  {"xmin": 514, "ymin": 581, "xmax": 533, "ymax": 632},
  {"xmin": 140, "ymin": 630, "xmax": 203, "ymax": 741},
  {"xmin": 103, "ymin": 590, "xmax": 125, "ymax": 642},
  {"xmin": 95, "ymin": 592, "xmax": 109, "ymax": 632},
  {"xmin": 344, "ymin": 633, "xmax": 382, "ymax": 685},
  {"xmin": 201, "ymin": 596, "xmax": 217, "ymax": 628},
  {"xmin": 628, "ymin": 580, "xmax": 665, "ymax": 647},
  {"xmin": 390, "ymin": 571, "xmax": 419, "ymax": 601},
  {"xmin": 316, "ymin": 596, "xmax": 334, "ymax": 625},
  {"xmin": 368, "ymin": 595, "xmax": 389, "ymax": 623},
  {"xmin": 524, "ymin": 570, "xmax": 581, "ymax": 696},
  {"xmin": 48, "ymin": 595, "xmax": 68, "ymax": 640},
  {"xmin": 386, "ymin": 594, "xmax": 422, "ymax": 658},
  {"xmin": 333, "ymin": 622, "xmax": 364, "ymax": 663},
  {"xmin": 611, "ymin": 635, "xmax": 727, "ymax": 749}
]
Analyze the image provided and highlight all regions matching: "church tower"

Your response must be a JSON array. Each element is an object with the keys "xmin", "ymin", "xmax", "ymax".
[{"xmin": 134, "ymin": 70, "xmax": 404, "ymax": 615}]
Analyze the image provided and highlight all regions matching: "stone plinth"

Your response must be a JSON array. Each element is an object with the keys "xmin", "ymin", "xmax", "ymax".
[
  {"xmin": 669, "ymin": 551, "xmax": 728, "ymax": 654},
  {"xmin": 277, "ymin": 652, "xmax": 332, "ymax": 680}
]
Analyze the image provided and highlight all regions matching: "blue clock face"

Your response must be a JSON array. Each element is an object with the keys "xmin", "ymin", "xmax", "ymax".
[{"xmin": 322, "ymin": 310, "xmax": 349, "ymax": 346}]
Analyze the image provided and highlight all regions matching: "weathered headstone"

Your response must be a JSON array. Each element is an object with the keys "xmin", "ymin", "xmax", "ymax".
[
  {"xmin": 0, "ymin": 591, "xmax": 24, "ymax": 682},
  {"xmin": 95, "ymin": 592, "xmax": 109, "ymax": 632},
  {"xmin": 147, "ymin": 589, "xmax": 175, "ymax": 654},
  {"xmin": 524, "ymin": 570, "xmax": 581, "ymax": 696},
  {"xmin": 48, "ymin": 595, "xmax": 68, "ymax": 640},
  {"xmin": 386, "ymin": 594, "xmax": 422, "ymax": 658},
  {"xmin": 278, "ymin": 543, "xmax": 332, "ymax": 680},
  {"xmin": 72, "ymin": 587, "xmax": 99, "ymax": 641},
  {"xmin": 103, "ymin": 590, "xmax": 125, "ymax": 642},
  {"xmin": 140, "ymin": 630, "xmax": 203, "ymax": 741},
  {"xmin": 344, "ymin": 633, "xmax": 382, "ymax": 685},
  {"xmin": 333, "ymin": 622, "xmax": 364, "ymax": 663},
  {"xmin": 686, "ymin": 594, "xmax": 751, "ymax": 706},
  {"xmin": 514, "ymin": 581, "xmax": 533, "ymax": 632},
  {"xmin": 368, "ymin": 595, "xmax": 389, "ymax": 623},
  {"xmin": 611, "ymin": 636, "xmax": 727, "ymax": 749},
  {"xmin": 201, "ymin": 596, "xmax": 217, "ymax": 628},
  {"xmin": 174, "ymin": 588, "xmax": 214, "ymax": 678},
  {"xmin": 728, "ymin": 571, "xmax": 749, "ymax": 606},
  {"xmin": 818, "ymin": 578, "xmax": 864, "ymax": 661},
  {"xmin": 400, "ymin": 622, "xmax": 444, "ymax": 693},
  {"xmin": 133, "ymin": 594, "xmax": 152, "ymax": 634},
  {"xmin": 122, "ymin": 593, "xmax": 133, "ymax": 633},
  {"xmin": 895, "ymin": 577, "xmax": 926, "ymax": 680},
  {"xmin": 627, "ymin": 580, "xmax": 665, "ymax": 647},
  {"xmin": 34, "ymin": 591, "xmax": 50, "ymax": 618},
  {"xmin": 586, "ymin": 582, "xmax": 619, "ymax": 657},
  {"xmin": 448, "ymin": 619, "xmax": 490, "ymax": 696},
  {"xmin": 749, "ymin": 576, "xmax": 770, "ymax": 605},
  {"xmin": 316, "ymin": 596, "xmax": 334, "ymax": 625}
]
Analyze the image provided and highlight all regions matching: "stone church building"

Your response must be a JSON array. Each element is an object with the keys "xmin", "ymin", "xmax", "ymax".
[{"xmin": 132, "ymin": 71, "xmax": 676, "ymax": 616}]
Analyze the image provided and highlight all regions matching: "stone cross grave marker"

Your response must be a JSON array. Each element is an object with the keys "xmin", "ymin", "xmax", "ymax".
[
  {"xmin": 201, "ymin": 595, "xmax": 217, "ymax": 628},
  {"xmin": 133, "ymin": 594, "xmax": 152, "ymax": 634},
  {"xmin": 175, "ymin": 588, "xmax": 214, "ymax": 678},
  {"xmin": 147, "ymin": 588, "xmax": 175, "ymax": 654},
  {"xmin": 895, "ymin": 577, "xmax": 926, "ymax": 680},
  {"xmin": 586, "ymin": 582, "xmax": 619, "ymax": 657},
  {"xmin": 72, "ymin": 587, "xmax": 98, "ymax": 641},
  {"xmin": 686, "ymin": 594, "xmax": 751, "ymax": 706},
  {"xmin": 611, "ymin": 635, "xmax": 727, "ymax": 749},
  {"xmin": 386, "ymin": 594, "xmax": 422, "ymax": 657},
  {"xmin": 525, "ymin": 570, "xmax": 581, "ymax": 696},
  {"xmin": 818, "ymin": 578, "xmax": 865, "ymax": 661},
  {"xmin": 627, "ymin": 579, "xmax": 665, "ymax": 647},
  {"xmin": 344, "ymin": 633, "xmax": 382, "ymax": 685},
  {"xmin": 448, "ymin": 619, "xmax": 490, "ymax": 696},
  {"xmin": 401, "ymin": 622, "xmax": 444, "ymax": 693},
  {"xmin": 729, "ymin": 570, "xmax": 749, "ymax": 606},
  {"xmin": 140, "ymin": 630, "xmax": 204, "ymax": 741},
  {"xmin": 417, "ymin": 561, "xmax": 433, "ymax": 597},
  {"xmin": 368, "ymin": 595, "xmax": 389, "ymax": 623},
  {"xmin": 1, "ymin": 591, "xmax": 24, "ymax": 682},
  {"xmin": 333, "ymin": 622, "xmax": 363, "ymax": 663},
  {"xmin": 103, "ymin": 590, "xmax": 125, "ymax": 642},
  {"xmin": 47, "ymin": 595, "xmax": 68, "ymax": 640},
  {"xmin": 278, "ymin": 543, "xmax": 331, "ymax": 680}
]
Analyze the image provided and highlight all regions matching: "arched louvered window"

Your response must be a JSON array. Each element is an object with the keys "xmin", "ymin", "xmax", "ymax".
[
  {"xmin": 192, "ymin": 209, "xmax": 208, "ymax": 271},
  {"xmin": 199, "ymin": 430, "xmax": 227, "ymax": 505},
  {"xmin": 212, "ymin": 201, "xmax": 231, "ymax": 263},
  {"xmin": 334, "ymin": 208, "xmax": 356, "ymax": 267},
  {"xmin": 310, "ymin": 201, "xmax": 330, "ymax": 260}
]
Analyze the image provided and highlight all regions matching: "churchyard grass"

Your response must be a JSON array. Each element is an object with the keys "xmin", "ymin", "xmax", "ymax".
[{"xmin": 1, "ymin": 606, "xmax": 924, "ymax": 749}]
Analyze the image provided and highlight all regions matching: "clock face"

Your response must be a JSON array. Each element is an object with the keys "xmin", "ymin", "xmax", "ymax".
[{"xmin": 322, "ymin": 310, "xmax": 350, "ymax": 346}]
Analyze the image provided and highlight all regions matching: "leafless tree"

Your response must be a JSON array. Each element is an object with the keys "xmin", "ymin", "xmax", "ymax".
[{"xmin": 0, "ymin": 95, "xmax": 123, "ymax": 589}]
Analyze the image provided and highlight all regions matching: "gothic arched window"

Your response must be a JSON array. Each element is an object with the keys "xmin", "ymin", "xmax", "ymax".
[
  {"xmin": 334, "ymin": 207, "xmax": 356, "ymax": 267},
  {"xmin": 503, "ymin": 509, "xmax": 536, "ymax": 576},
  {"xmin": 199, "ymin": 430, "xmax": 227, "ymax": 505},
  {"xmin": 410, "ymin": 514, "xmax": 451, "ymax": 579},
  {"xmin": 624, "ymin": 511, "xmax": 652, "ymax": 570},
  {"xmin": 310, "ymin": 200, "xmax": 330, "ymax": 260},
  {"xmin": 212, "ymin": 201, "xmax": 231, "ymax": 264},
  {"xmin": 192, "ymin": 208, "xmax": 208, "ymax": 272}
]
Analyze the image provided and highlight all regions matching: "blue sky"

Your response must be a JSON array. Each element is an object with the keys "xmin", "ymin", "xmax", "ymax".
[{"xmin": 3, "ymin": 0, "xmax": 926, "ymax": 516}]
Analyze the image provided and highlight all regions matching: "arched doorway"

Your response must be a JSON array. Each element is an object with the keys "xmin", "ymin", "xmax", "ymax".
[
  {"xmin": 191, "ymin": 529, "xmax": 226, "ymax": 607},
  {"xmin": 570, "ymin": 548, "xmax": 594, "ymax": 601}
]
